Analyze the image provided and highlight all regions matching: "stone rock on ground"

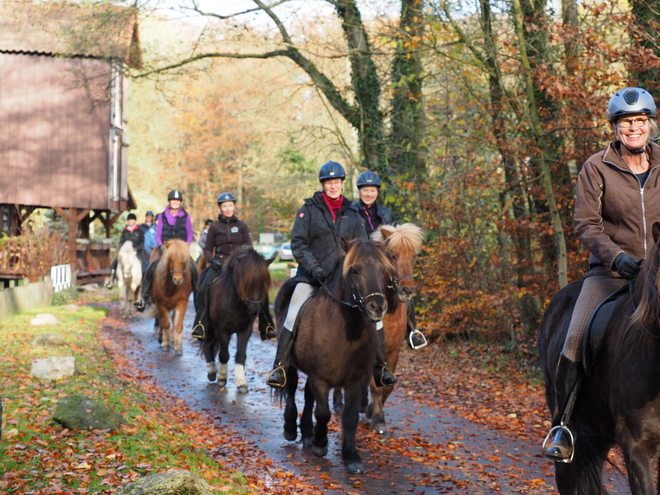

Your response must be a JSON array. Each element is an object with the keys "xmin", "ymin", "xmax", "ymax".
[
  {"xmin": 31, "ymin": 334, "xmax": 68, "ymax": 348},
  {"xmin": 53, "ymin": 393, "xmax": 123, "ymax": 431},
  {"xmin": 116, "ymin": 470, "xmax": 213, "ymax": 495},
  {"xmin": 31, "ymin": 356, "xmax": 76, "ymax": 380},
  {"xmin": 30, "ymin": 313, "xmax": 58, "ymax": 326}
]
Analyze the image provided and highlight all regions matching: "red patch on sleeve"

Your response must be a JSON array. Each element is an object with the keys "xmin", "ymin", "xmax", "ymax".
[{"xmin": 299, "ymin": 212, "xmax": 305, "ymax": 218}]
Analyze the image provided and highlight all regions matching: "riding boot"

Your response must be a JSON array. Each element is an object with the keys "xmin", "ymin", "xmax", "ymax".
[
  {"xmin": 266, "ymin": 329, "xmax": 294, "ymax": 388},
  {"xmin": 105, "ymin": 269, "xmax": 116, "ymax": 289},
  {"xmin": 191, "ymin": 279, "xmax": 209, "ymax": 340},
  {"xmin": 373, "ymin": 326, "xmax": 397, "ymax": 387},
  {"xmin": 134, "ymin": 272, "xmax": 152, "ymax": 312},
  {"xmin": 542, "ymin": 354, "xmax": 582, "ymax": 462}
]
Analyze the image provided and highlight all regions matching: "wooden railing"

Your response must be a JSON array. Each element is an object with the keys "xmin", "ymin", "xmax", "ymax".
[{"xmin": 0, "ymin": 230, "xmax": 68, "ymax": 281}]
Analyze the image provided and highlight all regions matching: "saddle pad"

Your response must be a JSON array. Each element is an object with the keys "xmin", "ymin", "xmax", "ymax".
[{"xmin": 582, "ymin": 284, "xmax": 629, "ymax": 374}]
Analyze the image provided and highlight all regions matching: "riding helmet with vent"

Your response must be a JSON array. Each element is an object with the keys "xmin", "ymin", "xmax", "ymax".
[
  {"xmin": 357, "ymin": 170, "xmax": 381, "ymax": 188},
  {"xmin": 167, "ymin": 190, "xmax": 183, "ymax": 201},
  {"xmin": 318, "ymin": 161, "xmax": 346, "ymax": 182},
  {"xmin": 217, "ymin": 192, "xmax": 237, "ymax": 204},
  {"xmin": 607, "ymin": 87, "xmax": 657, "ymax": 122}
]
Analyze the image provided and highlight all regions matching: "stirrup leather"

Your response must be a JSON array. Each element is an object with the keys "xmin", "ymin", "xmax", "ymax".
[
  {"xmin": 541, "ymin": 424, "xmax": 575, "ymax": 463},
  {"xmin": 267, "ymin": 365, "xmax": 287, "ymax": 388},
  {"xmin": 408, "ymin": 329, "xmax": 428, "ymax": 349}
]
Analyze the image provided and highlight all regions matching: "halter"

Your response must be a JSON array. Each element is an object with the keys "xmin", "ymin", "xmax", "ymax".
[
  {"xmin": 169, "ymin": 267, "xmax": 187, "ymax": 276},
  {"xmin": 319, "ymin": 274, "xmax": 385, "ymax": 313}
]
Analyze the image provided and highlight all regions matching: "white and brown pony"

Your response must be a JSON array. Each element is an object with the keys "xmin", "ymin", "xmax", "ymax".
[{"xmin": 117, "ymin": 241, "xmax": 142, "ymax": 318}]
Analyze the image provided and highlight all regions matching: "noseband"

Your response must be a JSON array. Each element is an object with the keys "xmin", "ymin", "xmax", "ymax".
[{"xmin": 320, "ymin": 274, "xmax": 385, "ymax": 312}]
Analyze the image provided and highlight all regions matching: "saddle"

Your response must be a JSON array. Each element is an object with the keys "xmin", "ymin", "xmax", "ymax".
[{"xmin": 582, "ymin": 283, "xmax": 631, "ymax": 374}]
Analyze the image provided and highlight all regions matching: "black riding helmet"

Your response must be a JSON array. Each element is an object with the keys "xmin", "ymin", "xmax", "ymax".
[
  {"xmin": 357, "ymin": 170, "xmax": 381, "ymax": 188},
  {"xmin": 127, "ymin": 213, "xmax": 137, "ymax": 220},
  {"xmin": 217, "ymin": 192, "xmax": 237, "ymax": 204},
  {"xmin": 607, "ymin": 87, "xmax": 657, "ymax": 122},
  {"xmin": 319, "ymin": 161, "xmax": 346, "ymax": 183},
  {"xmin": 168, "ymin": 190, "xmax": 183, "ymax": 201}
]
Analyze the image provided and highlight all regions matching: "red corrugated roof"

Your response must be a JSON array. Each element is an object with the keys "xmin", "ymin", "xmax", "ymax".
[{"xmin": 0, "ymin": 0, "xmax": 141, "ymax": 68}]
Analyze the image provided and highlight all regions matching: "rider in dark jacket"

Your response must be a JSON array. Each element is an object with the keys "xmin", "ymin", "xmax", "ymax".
[
  {"xmin": 191, "ymin": 192, "xmax": 253, "ymax": 339},
  {"xmin": 353, "ymin": 170, "xmax": 427, "ymax": 350},
  {"xmin": 266, "ymin": 161, "xmax": 397, "ymax": 389},
  {"xmin": 106, "ymin": 213, "xmax": 145, "ymax": 288},
  {"xmin": 135, "ymin": 190, "xmax": 195, "ymax": 311}
]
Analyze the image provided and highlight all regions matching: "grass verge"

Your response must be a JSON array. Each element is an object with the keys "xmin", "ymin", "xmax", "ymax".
[{"xmin": 0, "ymin": 304, "xmax": 252, "ymax": 494}]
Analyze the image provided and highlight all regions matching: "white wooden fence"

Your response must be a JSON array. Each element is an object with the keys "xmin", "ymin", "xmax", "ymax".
[{"xmin": 50, "ymin": 264, "xmax": 72, "ymax": 292}]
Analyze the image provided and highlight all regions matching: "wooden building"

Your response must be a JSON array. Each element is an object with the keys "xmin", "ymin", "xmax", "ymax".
[{"xmin": 0, "ymin": 0, "xmax": 141, "ymax": 276}]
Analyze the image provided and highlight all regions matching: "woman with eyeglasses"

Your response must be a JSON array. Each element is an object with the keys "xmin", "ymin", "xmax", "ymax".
[{"xmin": 542, "ymin": 87, "xmax": 660, "ymax": 462}]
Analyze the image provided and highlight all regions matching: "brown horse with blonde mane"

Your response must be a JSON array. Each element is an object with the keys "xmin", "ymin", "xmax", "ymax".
[
  {"xmin": 151, "ymin": 239, "xmax": 196, "ymax": 355},
  {"xmin": 275, "ymin": 237, "xmax": 395, "ymax": 474},
  {"xmin": 333, "ymin": 223, "xmax": 425, "ymax": 434}
]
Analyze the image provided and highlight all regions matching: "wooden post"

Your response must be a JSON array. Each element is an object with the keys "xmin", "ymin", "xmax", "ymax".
[{"xmin": 53, "ymin": 207, "xmax": 91, "ymax": 271}]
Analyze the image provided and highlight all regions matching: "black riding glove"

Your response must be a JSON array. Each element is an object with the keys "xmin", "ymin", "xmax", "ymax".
[
  {"xmin": 613, "ymin": 253, "xmax": 641, "ymax": 279},
  {"xmin": 311, "ymin": 266, "xmax": 326, "ymax": 282},
  {"xmin": 211, "ymin": 259, "xmax": 222, "ymax": 272}
]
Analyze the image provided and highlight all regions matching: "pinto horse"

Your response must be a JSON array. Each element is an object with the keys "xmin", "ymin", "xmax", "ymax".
[
  {"xmin": 538, "ymin": 222, "xmax": 660, "ymax": 494},
  {"xmin": 275, "ymin": 237, "xmax": 395, "ymax": 474},
  {"xmin": 151, "ymin": 240, "xmax": 196, "ymax": 356},
  {"xmin": 117, "ymin": 241, "xmax": 142, "ymax": 318},
  {"xmin": 199, "ymin": 247, "xmax": 274, "ymax": 393}
]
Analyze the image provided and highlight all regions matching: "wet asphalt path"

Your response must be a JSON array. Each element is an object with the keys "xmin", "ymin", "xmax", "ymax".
[{"xmin": 115, "ymin": 296, "xmax": 629, "ymax": 494}]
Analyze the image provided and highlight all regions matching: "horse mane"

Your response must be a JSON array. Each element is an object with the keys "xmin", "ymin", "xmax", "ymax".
[
  {"xmin": 342, "ymin": 239, "xmax": 395, "ymax": 279},
  {"xmin": 631, "ymin": 239, "xmax": 660, "ymax": 330},
  {"xmin": 223, "ymin": 246, "xmax": 270, "ymax": 298},
  {"xmin": 371, "ymin": 223, "xmax": 424, "ymax": 256}
]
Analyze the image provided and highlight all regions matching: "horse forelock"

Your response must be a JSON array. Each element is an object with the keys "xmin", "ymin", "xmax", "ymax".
[
  {"xmin": 371, "ymin": 223, "xmax": 424, "ymax": 257},
  {"xmin": 342, "ymin": 239, "xmax": 394, "ymax": 280},
  {"xmin": 227, "ymin": 247, "xmax": 270, "ymax": 300},
  {"xmin": 632, "ymin": 241, "xmax": 660, "ymax": 329},
  {"xmin": 155, "ymin": 240, "xmax": 190, "ymax": 283}
]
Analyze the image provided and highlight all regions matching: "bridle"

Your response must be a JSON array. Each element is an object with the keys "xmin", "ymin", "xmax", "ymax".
[{"xmin": 319, "ymin": 272, "xmax": 385, "ymax": 312}]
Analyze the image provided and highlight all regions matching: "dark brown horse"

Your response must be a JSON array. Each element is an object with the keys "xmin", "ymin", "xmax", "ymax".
[
  {"xmin": 199, "ymin": 247, "xmax": 274, "ymax": 393},
  {"xmin": 151, "ymin": 240, "xmax": 196, "ymax": 356},
  {"xmin": 538, "ymin": 222, "xmax": 660, "ymax": 494},
  {"xmin": 275, "ymin": 237, "xmax": 395, "ymax": 474}
]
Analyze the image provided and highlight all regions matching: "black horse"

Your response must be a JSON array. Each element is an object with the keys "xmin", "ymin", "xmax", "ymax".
[
  {"xmin": 538, "ymin": 222, "xmax": 660, "ymax": 494},
  {"xmin": 274, "ymin": 238, "xmax": 395, "ymax": 474},
  {"xmin": 199, "ymin": 247, "xmax": 274, "ymax": 393}
]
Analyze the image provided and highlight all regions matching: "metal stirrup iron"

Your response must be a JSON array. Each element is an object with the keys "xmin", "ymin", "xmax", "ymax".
[
  {"xmin": 408, "ymin": 329, "xmax": 428, "ymax": 349},
  {"xmin": 541, "ymin": 424, "xmax": 576, "ymax": 463}
]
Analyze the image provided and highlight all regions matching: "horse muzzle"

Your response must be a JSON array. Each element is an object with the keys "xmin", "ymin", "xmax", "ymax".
[
  {"xmin": 363, "ymin": 294, "xmax": 387, "ymax": 322},
  {"xmin": 398, "ymin": 285, "xmax": 416, "ymax": 303}
]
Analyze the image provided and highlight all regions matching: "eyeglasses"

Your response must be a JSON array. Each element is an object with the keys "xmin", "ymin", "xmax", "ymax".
[{"xmin": 618, "ymin": 117, "xmax": 649, "ymax": 128}]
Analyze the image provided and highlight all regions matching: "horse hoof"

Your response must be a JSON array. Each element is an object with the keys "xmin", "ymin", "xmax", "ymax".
[
  {"xmin": 333, "ymin": 403, "xmax": 344, "ymax": 415},
  {"xmin": 373, "ymin": 422, "xmax": 387, "ymax": 435},
  {"xmin": 345, "ymin": 461, "xmax": 364, "ymax": 474},
  {"xmin": 161, "ymin": 345, "xmax": 169, "ymax": 352},
  {"xmin": 312, "ymin": 444, "xmax": 328, "ymax": 458},
  {"xmin": 174, "ymin": 349, "xmax": 183, "ymax": 356},
  {"xmin": 207, "ymin": 372, "xmax": 217, "ymax": 382},
  {"xmin": 301, "ymin": 436, "xmax": 313, "ymax": 448},
  {"xmin": 283, "ymin": 427, "xmax": 297, "ymax": 442},
  {"xmin": 237, "ymin": 385, "xmax": 248, "ymax": 394},
  {"xmin": 218, "ymin": 379, "xmax": 227, "ymax": 388}
]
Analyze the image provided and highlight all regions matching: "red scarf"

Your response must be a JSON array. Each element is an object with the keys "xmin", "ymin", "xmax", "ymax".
[
  {"xmin": 321, "ymin": 192, "xmax": 344, "ymax": 222},
  {"xmin": 125, "ymin": 224, "xmax": 139, "ymax": 233}
]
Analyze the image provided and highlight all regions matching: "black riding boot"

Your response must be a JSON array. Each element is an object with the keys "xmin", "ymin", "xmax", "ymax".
[
  {"xmin": 542, "ymin": 354, "xmax": 582, "ymax": 462},
  {"xmin": 373, "ymin": 327, "xmax": 397, "ymax": 387},
  {"xmin": 134, "ymin": 265, "xmax": 154, "ymax": 312},
  {"xmin": 266, "ymin": 329, "xmax": 294, "ymax": 388},
  {"xmin": 191, "ymin": 276, "xmax": 209, "ymax": 340}
]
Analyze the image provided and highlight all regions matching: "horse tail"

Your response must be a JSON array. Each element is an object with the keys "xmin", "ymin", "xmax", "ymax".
[
  {"xmin": 569, "ymin": 430, "xmax": 617, "ymax": 494},
  {"xmin": 273, "ymin": 386, "xmax": 288, "ymax": 406}
]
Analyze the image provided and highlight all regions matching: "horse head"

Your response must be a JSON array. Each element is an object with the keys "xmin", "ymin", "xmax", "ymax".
[
  {"xmin": 162, "ymin": 240, "xmax": 189, "ymax": 286},
  {"xmin": 372, "ymin": 223, "xmax": 424, "ymax": 303},
  {"xmin": 227, "ymin": 247, "xmax": 274, "ymax": 316},
  {"xmin": 340, "ymin": 237, "xmax": 394, "ymax": 322},
  {"xmin": 118, "ymin": 241, "xmax": 138, "ymax": 281}
]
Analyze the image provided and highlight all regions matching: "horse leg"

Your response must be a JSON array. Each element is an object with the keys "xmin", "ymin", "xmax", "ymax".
[
  {"xmin": 204, "ymin": 343, "xmax": 217, "ymax": 382},
  {"xmin": 332, "ymin": 388, "xmax": 344, "ymax": 415},
  {"xmin": 234, "ymin": 330, "xmax": 251, "ymax": 394},
  {"xmin": 367, "ymin": 382, "xmax": 388, "ymax": 435},
  {"xmin": 342, "ymin": 382, "xmax": 367, "ymax": 474},
  {"xmin": 300, "ymin": 379, "xmax": 314, "ymax": 448},
  {"xmin": 159, "ymin": 310, "xmax": 171, "ymax": 351},
  {"xmin": 172, "ymin": 306, "xmax": 184, "ymax": 356},
  {"xmin": 310, "ymin": 378, "xmax": 331, "ymax": 458},
  {"xmin": 216, "ymin": 336, "xmax": 230, "ymax": 388},
  {"xmin": 623, "ymin": 444, "xmax": 655, "ymax": 494},
  {"xmin": 283, "ymin": 368, "xmax": 299, "ymax": 441}
]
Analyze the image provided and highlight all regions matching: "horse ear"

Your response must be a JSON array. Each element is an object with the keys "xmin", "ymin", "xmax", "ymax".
[
  {"xmin": 267, "ymin": 255, "xmax": 276, "ymax": 265},
  {"xmin": 379, "ymin": 225, "xmax": 394, "ymax": 240},
  {"xmin": 340, "ymin": 237, "xmax": 351, "ymax": 253},
  {"xmin": 653, "ymin": 222, "xmax": 660, "ymax": 245}
]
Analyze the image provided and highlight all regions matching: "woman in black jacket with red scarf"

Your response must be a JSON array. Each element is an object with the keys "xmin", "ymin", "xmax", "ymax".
[{"xmin": 266, "ymin": 161, "xmax": 397, "ymax": 389}]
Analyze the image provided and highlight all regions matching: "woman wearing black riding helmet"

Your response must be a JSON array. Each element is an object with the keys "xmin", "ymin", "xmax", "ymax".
[
  {"xmin": 542, "ymin": 87, "xmax": 660, "ymax": 462},
  {"xmin": 191, "ymin": 192, "xmax": 253, "ymax": 339},
  {"xmin": 353, "ymin": 170, "xmax": 427, "ymax": 350},
  {"xmin": 266, "ymin": 161, "xmax": 397, "ymax": 389}
]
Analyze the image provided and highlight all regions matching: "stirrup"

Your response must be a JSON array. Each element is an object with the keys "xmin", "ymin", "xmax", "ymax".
[
  {"xmin": 134, "ymin": 299, "xmax": 146, "ymax": 312},
  {"xmin": 191, "ymin": 322, "xmax": 205, "ymax": 340},
  {"xmin": 408, "ymin": 329, "xmax": 428, "ymax": 349},
  {"xmin": 265, "ymin": 324, "xmax": 277, "ymax": 340},
  {"xmin": 541, "ymin": 424, "xmax": 575, "ymax": 463},
  {"xmin": 266, "ymin": 365, "xmax": 287, "ymax": 388}
]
